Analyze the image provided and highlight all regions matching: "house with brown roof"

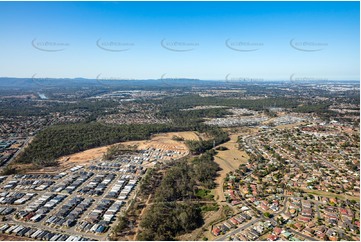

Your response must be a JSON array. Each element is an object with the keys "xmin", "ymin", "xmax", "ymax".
[
  {"xmin": 267, "ymin": 234, "xmax": 278, "ymax": 241},
  {"xmin": 298, "ymin": 216, "xmax": 311, "ymax": 223},
  {"xmin": 302, "ymin": 200, "xmax": 312, "ymax": 208},
  {"xmin": 306, "ymin": 221, "xmax": 315, "ymax": 228},
  {"xmin": 301, "ymin": 208, "xmax": 313, "ymax": 217},
  {"xmin": 303, "ymin": 227, "xmax": 314, "ymax": 236},
  {"xmin": 294, "ymin": 223, "xmax": 304, "ymax": 231}
]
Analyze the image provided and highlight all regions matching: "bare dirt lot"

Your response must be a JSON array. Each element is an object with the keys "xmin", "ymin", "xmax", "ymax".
[
  {"xmin": 159, "ymin": 131, "xmax": 200, "ymax": 141},
  {"xmin": 53, "ymin": 131, "xmax": 200, "ymax": 171},
  {"xmin": 137, "ymin": 131, "xmax": 200, "ymax": 151}
]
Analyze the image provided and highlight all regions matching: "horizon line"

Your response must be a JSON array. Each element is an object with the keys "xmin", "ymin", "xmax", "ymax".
[{"xmin": 0, "ymin": 76, "xmax": 359, "ymax": 82}]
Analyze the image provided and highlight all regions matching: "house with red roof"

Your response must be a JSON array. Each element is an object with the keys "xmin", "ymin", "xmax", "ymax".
[
  {"xmin": 339, "ymin": 208, "xmax": 348, "ymax": 215},
  {"xmin": 267, "ymin": 234, "xmax": 278, "ymax": 241},
  {"xmin": 261, "ymin": 203, "xmax": 269, "ymax": 211},
  {"xmin": 273, "ymin": 227, "xmax": 282, "ymax": 235},
  {"xmin": 355, "ymin": 221, "xmax": 360, "ymax": 228},
  {"xmin": 229, "ymin": 217, "xmax": 239, "ymax": 225},
  {"xmin": 212, "ymin": 227, "xmax": 221, "ymax": 236}
]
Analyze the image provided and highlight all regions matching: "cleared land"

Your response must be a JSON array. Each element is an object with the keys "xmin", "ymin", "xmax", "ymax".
[
  {"xmin": 157, "ymin": 131, "xmax": 200, "ymax": 141},
  {"xmin": 213, "ymin": 133, "xmax": 249, "ymax": 202},
  {"xmin": 54, "ymin": 131, "xmax": 200, "ymax": 171},
  {"xmin": 301, "ymin": 188, "xmax": 360, "ymax": 202},
  {"xmin": 275, "ymin": 122, "xmax": 307, "ymax": 129}
]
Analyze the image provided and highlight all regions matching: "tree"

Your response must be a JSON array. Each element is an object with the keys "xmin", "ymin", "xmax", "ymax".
[
  {"xmin": 277, "ymin": 216, "xmax": 285, "ymax": 225},
  {"xmin": 0, "ymin": 166, "xmax": 17, "ymax": 175},
  {"xmin": 138, "ymin": 202, "xmax": 203, "ymax": 240},
  {"xmin": 113, "ymin": 215, "xmax": 129, "ymax": 234}
]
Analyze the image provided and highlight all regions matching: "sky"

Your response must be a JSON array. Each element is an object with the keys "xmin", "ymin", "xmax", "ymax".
[{"xmin": 0, "ymin": 1, "xmax": 359, "ymax": 81}]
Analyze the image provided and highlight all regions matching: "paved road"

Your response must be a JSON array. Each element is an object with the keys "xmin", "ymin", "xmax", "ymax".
[
  {"xmin": 1, "ymin": 173, "xmax": 107, "ymax": 240},
  {"xmin": 0, "ymin": 168, "xmax": 140, "ymax": 241},
  {"xmin": 217, "ymin": 132, "xmax": 340, "ymax": 242},
  {"xmin": 292, "ymin": 143, "xmax": 337, "ymax": 170},
  {"xmin": 2, "ymin": 137, "xmax": 32, "ymax": 168},
  {"xmin": 315, "ymin": 203, "xmax": 321, "ymax": 218},
  {"xmin": 215, "ymin": 196, "xmax": 289, "ymax": 241},
  {"xmin": 289, "ymin": 228, "xmax": 319, "ymax": 241},
  {"xmin": 215, "ymin": 218, "xmax": 262, "ymax": 241},
  {"xmin": 275, "ymin": 197, "xmax": 288, "ymax": 215}
]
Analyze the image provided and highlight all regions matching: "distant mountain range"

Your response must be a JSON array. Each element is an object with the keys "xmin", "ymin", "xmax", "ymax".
[
  {"xmin": 0, "ymin": 77, "xmax": 210, "ymax": 88},
  {"xmin": 0, "ymin": 77, "xmax": 358, "ymax": 89}
]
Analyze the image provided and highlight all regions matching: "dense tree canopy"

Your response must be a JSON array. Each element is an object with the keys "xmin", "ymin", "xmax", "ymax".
[
  {"xmin": 138, "ymin": 202, "xmax": 203, "ymax": 241},
  {"xmin": 138, "ymin": 150, "xmax": 220, "ymax": 240},
  {"xmin": 16, "ymin": 122, "xmax": 185, "ymax": 164}
]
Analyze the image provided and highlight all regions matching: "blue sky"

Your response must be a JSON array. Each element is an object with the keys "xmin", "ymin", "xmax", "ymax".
[{"xmin": 0, "ymin": 1, "xmax": 359, "ymax": 80}]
